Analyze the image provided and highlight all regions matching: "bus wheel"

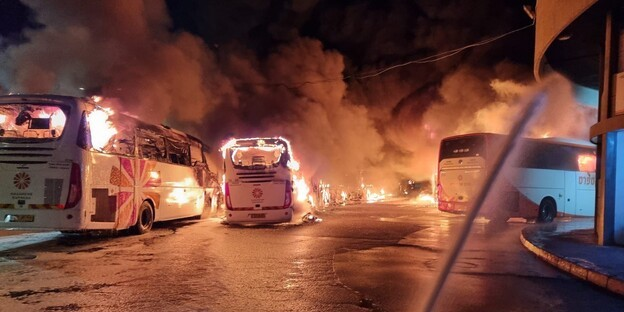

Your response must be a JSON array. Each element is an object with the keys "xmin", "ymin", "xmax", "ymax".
[
  {"xmin": 537, "ymin": 198, "xmax": 556, "ymax": 223},
  {"xmin": 132, "ymin": 201, "xmax": 154, "ymax": 234}
]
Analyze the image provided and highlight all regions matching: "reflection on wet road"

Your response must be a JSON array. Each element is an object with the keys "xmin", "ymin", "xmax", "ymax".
[{"xmin": 0, "ymin": 201, "xmax": 622, "ymax": 311}]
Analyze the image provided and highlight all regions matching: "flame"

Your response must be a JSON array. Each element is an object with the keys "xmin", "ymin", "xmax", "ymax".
[
  {"xmin": 34, "ymin": 110, "xmax": 66, "ymax": 130},
  {"xmin": 578, "ymin": 154, "xmax": 597, "ymax": 172},
  {"xmin": 320, "ymin": 181, "xmax": 331, "ymax": 206},
  {"xmin": 166, "ymin": 188, "xmax": 191, "ymax": 204},
  {"xmin": 88, "ymin": 107, "xmax": 117, "ymax": 151},
  {"xmin": 91, "ymin": 95, "xmax": 104, "ymax": 103},
  {"xmin": 220, "ymin": 138, "xmax": 238, "ymax": 159},
  {"xmin": 0, "ymin": 114, "xmax": 6, "ymax": 124},
  {"xmin": 341, "ymin": 191, "xmax": 347, "ymax": 202},
  {"xmin": 288, "ymin": 159, "xmax": 300, "ymax": 171},
  {"xmin": 220, "ymin": 136, "xmax": 313, "ymax": 207},
  {"xmin": 293, "ymin": 174, "xmax": 310, "ymax": 202},
  {"xmin": 365, "ymin": 187, "xmax": 386, "ymax": 203},
  {"xmin": 50, "ymin": 112, "xmax": 66, "ymax": 129},
  {"xmin": 221, "ymin": 173, "xmax": 226, "ymax": 193},
  {"xmin": 541, "ymin": 132, "xmax": 551, "ymax": 138},
  {"xmin": 413, "ymin": 193, "xmax": 437, "ymax": 205},
  {"xmin": 165, "ymin": 178, "xmax": 197, "ymax": 204}
]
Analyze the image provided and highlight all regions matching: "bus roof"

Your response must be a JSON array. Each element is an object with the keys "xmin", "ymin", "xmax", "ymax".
[
  {"xmin": 441, "ymin": 132, "xmax": 595, "ymax": 149},
  {"xmin": 0, "ymin": 94, "xmax": 203, "ymax": 145},
  {"xmin": 0, "ymin": 94, "xmax": 79, "ymax": 106},
  {"xmin": 229, "ymin": 137, "xmax": 289, "ymax": 148}
]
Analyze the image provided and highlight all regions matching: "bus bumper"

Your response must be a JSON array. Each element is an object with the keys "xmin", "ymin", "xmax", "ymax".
[
  {"xmin": 225, "ymin": 208, "xmax": 293, "ymax": 224},
  {"xmin": 438, "ymin": 201, "xmax": 469, "ymax": 214}
]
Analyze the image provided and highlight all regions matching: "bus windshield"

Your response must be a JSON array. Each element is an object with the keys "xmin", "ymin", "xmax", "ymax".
[
  {"xmin": 439, "ymin": 135, "xmax": 486, "ymax": 160},
  {"xmin": 229, "ymin": 140, "xmax": 288, "ymax": 170},
  {"xmin": 0, "ymin": 103, "xmax": 68, "ymax": 142}
]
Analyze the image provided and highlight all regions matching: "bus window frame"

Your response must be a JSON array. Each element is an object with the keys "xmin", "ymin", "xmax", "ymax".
[{"xmin": 0, "ymin": 103, "xmax": 71, "ymax": 143}]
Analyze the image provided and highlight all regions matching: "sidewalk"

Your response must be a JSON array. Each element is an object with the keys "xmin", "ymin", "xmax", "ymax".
[{"xmin": 520, "ymin": 218, "xmax": 624, "ymax": 296}]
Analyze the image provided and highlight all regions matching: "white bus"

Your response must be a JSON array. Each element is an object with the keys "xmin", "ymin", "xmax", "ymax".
[
  {"xmin": 437, "ymin": 133, "xmax": 596, "ymax": 223},
  {"xmin": 0, "ymin": 94, "xmax": 216, "ymax": 234},
  {"xmin": 221, "ymin": 137, "xmax": 295, "ymax": 224}
]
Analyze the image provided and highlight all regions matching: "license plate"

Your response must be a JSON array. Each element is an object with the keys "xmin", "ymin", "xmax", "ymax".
[
  {"xmin": 4, "ymin": 214, "xmax": 35, "ymax": 222},
  {"xmin": 249, "ymin": 213, "xmax": 266, "ymax": 219}
]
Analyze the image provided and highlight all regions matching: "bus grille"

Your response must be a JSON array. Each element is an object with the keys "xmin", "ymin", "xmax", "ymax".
[
  {"xmin": 44, "ymin": 179, "xmax": 63, "ymax": 205},
  {"xmin": 236, "ymin": 171, "xmax": 276, "ymax": 183}
]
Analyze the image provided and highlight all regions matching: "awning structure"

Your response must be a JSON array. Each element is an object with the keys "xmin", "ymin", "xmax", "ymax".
[{"xmin": 534, "ymin": 0, "xmax": 600, "ymax": 88}]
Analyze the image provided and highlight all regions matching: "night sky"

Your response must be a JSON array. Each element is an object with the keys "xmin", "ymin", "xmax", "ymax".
[{"xmin": 1, "ymin": 0, "xmax": 593, "ymax": 189}]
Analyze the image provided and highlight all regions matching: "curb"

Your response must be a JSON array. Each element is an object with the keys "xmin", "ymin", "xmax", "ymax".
[{"xmin": 520, "ymin": 232, "xmax": 624, "ymax": 296}]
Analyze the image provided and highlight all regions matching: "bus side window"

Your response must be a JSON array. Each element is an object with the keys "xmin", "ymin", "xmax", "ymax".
[
  {"xmin": 167, "ymin": 139, "xmax": 191, "ymax": 166},
  {"xmin": 155, "ymin": 137, "xmax": 167, "ymax": 162},
  {"xmin": 138, "ymin": 136, "xmax": 166, "ymax": 161},
  {"xmin": 138, "ymin": 137, "xmax": 155, "ymax": 160},
  {"xmin": 116, "ymin": 127, "xmax": 135, "ymax": 156}
]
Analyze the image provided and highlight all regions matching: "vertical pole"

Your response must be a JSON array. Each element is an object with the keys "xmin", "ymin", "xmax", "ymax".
[
  {"xmin": 596, "ymin": 5, "xmax": 614, "ymax": 245},
  {"xmin": 597, "ymin": 0, "xmax": 623, "ymax": 245}
]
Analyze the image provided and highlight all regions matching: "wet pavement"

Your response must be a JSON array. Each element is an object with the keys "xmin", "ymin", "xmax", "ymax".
[
  {"xmin": 2, "ymin": 203, "xmax": 624, "ymax": 311},
  {"xmin": 521, "ymin": 217, "xmax": 624, "ymax": 296}
]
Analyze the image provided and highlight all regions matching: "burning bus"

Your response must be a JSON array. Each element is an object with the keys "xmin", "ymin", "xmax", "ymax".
[
  {"xmin": 221, "ymin": 137, "xmax": 298, "ymax": 224},
  {"xmin": 0, "ymin": 94, "xmax": 217, "ymax": 234}
]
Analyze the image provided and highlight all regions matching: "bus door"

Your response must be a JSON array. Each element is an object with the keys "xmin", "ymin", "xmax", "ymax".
[
  {"xmin": 89, "ymin": 124, "xmax": 136, "ymax": 229},
  {"xmin": 89, "ymin": 152, "xmax": 122, "ymax": 228},
  {"xmin": 564, "ymin": 171, "xmax": 577, "ymax": 216},
  {"xmin": 575, "ymin": 171, "xmax": 596, "ymax": 217}
]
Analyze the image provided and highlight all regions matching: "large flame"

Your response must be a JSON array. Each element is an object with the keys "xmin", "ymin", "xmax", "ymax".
[
  {"xmin": 293, "ymin": 174, "xmax": 310, "ymax": 202},
  {"xmin": 88, "ymin": 107, "xmax": 118, "ymax": 151}
]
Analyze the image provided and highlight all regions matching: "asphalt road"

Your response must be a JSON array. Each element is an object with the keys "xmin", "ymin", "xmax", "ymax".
[{"xmin": 0, "ymin": 199, "xmax": 623, "ymax": 311}]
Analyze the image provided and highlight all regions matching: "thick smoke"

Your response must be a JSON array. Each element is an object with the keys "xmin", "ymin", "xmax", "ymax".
[
  {"xmin": 0, "ymin": 0, "xmax": 596, "ymax": 192},
  {"xmin": 0, "ymin": 0, "xmax": 226, "ymax": 124}
]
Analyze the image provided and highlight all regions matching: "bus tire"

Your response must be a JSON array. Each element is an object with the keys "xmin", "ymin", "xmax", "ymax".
[
  {"xmin": 537, "ymin": 197, "xmax": 557, "ymax": 223},
  {"xmin": 132, "ymin": 201, "xmax": 154, "ymax": 234}
]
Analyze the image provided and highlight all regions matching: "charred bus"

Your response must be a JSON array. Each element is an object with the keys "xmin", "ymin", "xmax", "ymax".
[
  {"xmin": 221, "ymin": 137, "xmax": 295, "ymax": 224},
  {"xmin": 0, "ymin": 94, "xmax": 216, "ymax": 234}
]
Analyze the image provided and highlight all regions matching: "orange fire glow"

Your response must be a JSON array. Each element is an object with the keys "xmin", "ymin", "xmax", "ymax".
[
  {"xmin": 293, "ymin": 174, "xmax": 310, "ymax": 203},
  {"xmin": 88, "ymin": 107, "xmax": 117, "ymax": 151},
  {"xmin": 165, "ymin": 178, "xmax": 197, "ymax": 205},
  {"xmin": 578, "ymin": 154, "xmax": 597, "ymax": 172},
  {"xmin": 220, "ymin": 136, "xmax": 312, "ymax": 206},
  {"xmin": 411, "ymin": 193, "xmax": 437, "ymax": 206},
  {"xmin": 365, "ymin": 187, "xmax": 386, "ymax": 203},
  {"xmin": 166, "ymin": 188, "xmax": 191, "ymax": 204},
  {"xmin": 34, "ymin": 110, "xmax": 66, "ymax": 130}
]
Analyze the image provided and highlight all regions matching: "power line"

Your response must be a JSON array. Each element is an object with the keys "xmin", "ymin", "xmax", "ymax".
[
  {"xmin": 351, "ymin": 21, "xmax": 535, "ymax": 80},
  {"xmin": 245, "ymin": 21, "xmax": 535, "ymax": 89}
]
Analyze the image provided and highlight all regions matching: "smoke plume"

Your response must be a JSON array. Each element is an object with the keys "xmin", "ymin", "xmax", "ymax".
[{"xmin": 0, "ymin": 0, "xmax": 596, "ymax": 191}]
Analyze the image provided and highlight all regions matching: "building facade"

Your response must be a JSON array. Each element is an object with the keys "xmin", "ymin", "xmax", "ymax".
[{"xmin": 535, "ymin": 0, "xmax": 624, "ymax": 245}]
